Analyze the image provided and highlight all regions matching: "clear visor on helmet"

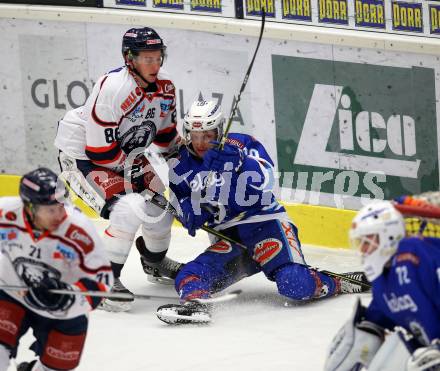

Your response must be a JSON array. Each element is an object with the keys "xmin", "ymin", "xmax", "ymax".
[
  {"xmin": 350, "ymin": 234, "xmax": 379, "ymax": 257},
  {"xmin": 133, "ymin": 54, "xmax": 165, "ymax": 66}
]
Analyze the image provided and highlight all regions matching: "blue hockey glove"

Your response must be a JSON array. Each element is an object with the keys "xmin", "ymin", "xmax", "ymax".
[
  {"xmin": 203, "ymin": 142, "xmax": 244, "ymax": 173},
  {"xmin": 179, "ymin": 197, "xmax": 212, "ymax": 237},
  {"xmin": 26, "ymin": 276, "xmax": 75, "ymax": 312}
]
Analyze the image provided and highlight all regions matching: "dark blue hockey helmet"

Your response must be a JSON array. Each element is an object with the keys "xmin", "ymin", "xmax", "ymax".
[
  {"xmin": 122, "ymin": 27, "xmax": 166, "ymax": 60},
  {"xmin": 19, "ymin": 168, "xmax": 68, "ymax": 206}
]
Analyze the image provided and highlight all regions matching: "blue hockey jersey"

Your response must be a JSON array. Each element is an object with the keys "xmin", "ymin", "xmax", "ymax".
[
  {"xmin": 365, "ymin": 237, "xmax": 440, "ymax": 346},
  {"xmin": 168, "ymin": 133, "xmax": 289, "ymax": 230}
]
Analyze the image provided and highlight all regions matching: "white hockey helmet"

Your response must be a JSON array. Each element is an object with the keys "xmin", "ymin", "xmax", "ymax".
[
  {"xmin": 350, "ymin": 200, "xmax": 405, "ymax": 282},
  {"xmin": 183, "ymin": 99, "xmax": 225, "ymax": 145}
]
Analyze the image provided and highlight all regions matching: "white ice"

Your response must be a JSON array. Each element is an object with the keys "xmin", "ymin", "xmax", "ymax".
[{"xmin": 10, "ymin": 221, "xmax": 371, "ymax": 371}]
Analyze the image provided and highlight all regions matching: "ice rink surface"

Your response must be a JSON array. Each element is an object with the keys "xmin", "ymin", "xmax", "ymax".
[{"xmin": 10, "ymin": 221, "xmax": 371, "ymax": 371}]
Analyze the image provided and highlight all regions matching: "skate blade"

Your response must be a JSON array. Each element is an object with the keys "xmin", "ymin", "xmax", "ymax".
[
  {"xmin": 156, "ymin": 308, "xmax": 211, "ymax": 325},
  {"xmin": 98, "ymin": 299, "xmax": 132, "ymax": 312},
  {"xmin": 147, "ymin": 275, "xmax": 175, "ymax": 285}
]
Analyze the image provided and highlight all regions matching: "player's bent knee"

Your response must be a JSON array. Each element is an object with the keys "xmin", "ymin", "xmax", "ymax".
[
  {"xmin": 40, "ymin": 329, "xmax": 86, "ymax": 370},
  {"xmin": 274, "ymin": 264, "xmax": 316, "ymax": 300}
]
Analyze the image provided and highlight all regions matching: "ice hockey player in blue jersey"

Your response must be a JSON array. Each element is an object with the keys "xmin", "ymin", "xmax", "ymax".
[
  {"xmin": 156, "ymin": 99, "xmax": 369, "ymax": 324},
  {"xmin": 325, "ymin": 200, "xmax": 440, "ymax": 371}
]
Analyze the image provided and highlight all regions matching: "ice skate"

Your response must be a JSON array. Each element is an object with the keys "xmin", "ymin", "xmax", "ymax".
[
  {"xmin": 156, "ymin": 301, "xmax": 211, "ymax": 324},
  {"xmin": 136, "ymin": 236, "xmax": 183, "ymax": 285},
  {"xmin": 99, "ymin": 278, "xmax": 133, "ymax": 312},
  {"xmin": 336, "ymin": 271, "xmax": 370, "ymax": 294}
]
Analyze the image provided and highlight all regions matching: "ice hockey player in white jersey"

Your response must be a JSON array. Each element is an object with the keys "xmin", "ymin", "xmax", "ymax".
[
  {"xmin": 0, "ymin": 168, "xmax": 113, "ymax": 371},
  {"xmin": 325, "ymin": 201, "xmax": 440, "ymax": 371},
  {"xmin": 54, "ymin": 27, "xmax": 182, "ymax": 311}
]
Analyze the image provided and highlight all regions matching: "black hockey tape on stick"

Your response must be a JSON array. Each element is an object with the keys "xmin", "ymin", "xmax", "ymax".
[{"xmin": 147, "ymin": 193, "xmax": 371, "ymax": 289}]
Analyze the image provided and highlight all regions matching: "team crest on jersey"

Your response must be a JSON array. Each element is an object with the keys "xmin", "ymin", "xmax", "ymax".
[
  {"xmin": 0, "ymin": 228, "xmax": 17, "ymax": 241},
  {"xmin": 13, "ymin": 257, "xmax": 61, "ymax": 309},
  {"xmin": 13, "ymin": 258, "xmax": 59, "ymax": 287},
  {"xmin": 65, "ymin": 225, "xmax": 94, "ymax": 254},
  {"xmin": 119, "ymin": 120, "xmax": 156, "ymax": 154},
  {"xmin": 207, "ymin": 240, "xmax": 232, "ymax": 254},
  {"xmin": 253, "ymin": 238, "xmax": 282, "ymax": 266}
]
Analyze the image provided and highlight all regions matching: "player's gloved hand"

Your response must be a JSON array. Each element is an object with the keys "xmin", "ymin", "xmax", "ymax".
[
  {"xmin": 203, "ymin": 142, "xmax": 244, "ymax": 173},
  {"xmin": 129, "ymin": 154, "xmax": 165, "ymax": 194},
  {"xmin": 26, "ymin": 277, "xmax": 75, "ymax": 312},
  {"xmin": 179, "ymin": 197, "xmax": 212, "ymax": 237}
]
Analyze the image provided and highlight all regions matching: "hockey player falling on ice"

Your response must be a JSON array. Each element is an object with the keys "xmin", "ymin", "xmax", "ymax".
[
  {"xmin": 325, "ymin": 200, "xmax": 440, "ymax": 371},
  {"xmin": 156, "ymin": 99, "xmax": 369, "ymax": 324},
  {"xmin": 54, "ymin": 27, "xmax": 182, "ymax": 311},
  {"xmin": 0, "ymin": 168, "xmax": 113, "ymax": 371}
]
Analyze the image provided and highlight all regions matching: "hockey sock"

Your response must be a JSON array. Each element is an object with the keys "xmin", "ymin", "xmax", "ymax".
[
  {"xmin": 111, "ymin": 262, "xmax": 124, "ymax": 279},
  {"xmin": 314, "ymin": 271, "xmax": 338, "ymax": 298},
  {"xmin": 136, "ymin": 238, "xmax": 167, "ymax": 262}
]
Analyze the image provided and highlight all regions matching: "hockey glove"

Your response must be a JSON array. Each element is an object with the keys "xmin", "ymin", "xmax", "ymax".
[
  {"xmin": 179, "ymin": 197, "xmax": 212, "ymax": 237},
  {"xmin": 203, "ymin": 142, "xmax": 244, "ymax": 173},
  {"xmin": 128, "ymin": 154, "xmax": 165, "ymax": 194},
  {"xmin": 26, "ymin": 277, "xmax": 75, "ymax": 312}
]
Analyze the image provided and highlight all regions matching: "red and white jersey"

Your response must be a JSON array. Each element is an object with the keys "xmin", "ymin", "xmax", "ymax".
[
  {"xmin": 0, "ymin": 197, "xmax": 113, "ymax": 319},
  {"xmin": 54, "ymin": 66, "xmax": 179, "ymax": 171}
]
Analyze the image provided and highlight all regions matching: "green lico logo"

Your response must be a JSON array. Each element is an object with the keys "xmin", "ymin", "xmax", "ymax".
[{"xmin": 272, "ymin": 55, "xmax": 438, "ymax": 201}]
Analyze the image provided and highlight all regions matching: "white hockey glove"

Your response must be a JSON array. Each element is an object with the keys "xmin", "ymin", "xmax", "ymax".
[
  {"xmin": 324, "ymin": 298, "xmax": 384, "ymax": 371},
  {"xmin": 407, "ymin": 339, "xmax": 440, "ymax": 371}
]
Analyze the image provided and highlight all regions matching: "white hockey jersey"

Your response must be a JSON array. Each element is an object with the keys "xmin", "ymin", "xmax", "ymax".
[
  {"xmin": 0, "ymin": 197, "xmax": 113, "ymax": 319},
  {"xmin": 54, "ymin": 66, "xmax": 179, "ymax": 171}
]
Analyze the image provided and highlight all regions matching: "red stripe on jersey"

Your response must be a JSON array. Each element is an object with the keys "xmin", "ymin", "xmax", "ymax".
[
  {"xmin": 85, "ymin": 142, "xmax": 118, "ymax": 154},
  {"xmin": 88, "ymin": 150, "xmax": 123, "ymax": 165},
  {"xmin": 91, "ymin": 76, "xmax": 117, "ymax": 127},
  {"xmin": 91, "ymin": 100, "xmax": 118, "ymax": 127},
  {"xmin": 100, "ymin": 76, "xmax": 108, "ymax": 89}
]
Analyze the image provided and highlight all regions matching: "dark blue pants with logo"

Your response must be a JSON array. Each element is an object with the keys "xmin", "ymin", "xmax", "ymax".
[{"xmin": 175, "ymin": 219, "xmax": 338, "ymax": 302}]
